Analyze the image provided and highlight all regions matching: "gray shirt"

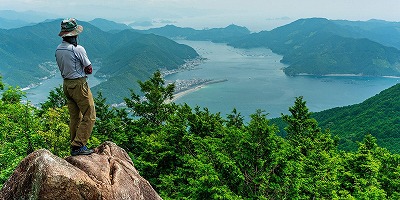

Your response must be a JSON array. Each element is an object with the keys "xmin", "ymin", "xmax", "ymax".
[{"xmin": 55, "ymin": 41, "xmax": 91, "ymax": 79}]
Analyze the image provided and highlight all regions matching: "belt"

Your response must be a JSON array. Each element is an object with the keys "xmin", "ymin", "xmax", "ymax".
[{"xmin": 64, "ymin": 76, "xmax": 87, "ymax": 80}]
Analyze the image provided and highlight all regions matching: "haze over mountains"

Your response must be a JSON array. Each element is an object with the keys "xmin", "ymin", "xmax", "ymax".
[
  {"xmin": 229, "ymin": 18, "xmax": 400, "ymax": 76},
  {"xmin": 0, "ymin": 10, "xmax": 55, "ymax": 29},
  {"xmin": 2, "ymin": 6, "xmax": 400, "ymax": 199},
  {"xmin": 1, "ymin": 10, "xmax": 400, "ymax": 104},
  {"xmin": 0, "ymin": 18, "xmax": 199, "ymax": 102}
]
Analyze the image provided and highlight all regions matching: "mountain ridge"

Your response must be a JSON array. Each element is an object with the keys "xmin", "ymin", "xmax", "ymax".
[
  {"xmin": 2, "ymin": 16, "xmax": 400, "ymax": 103},
  {"xmin": 88, "ymin": 18, "xmax": 132, "ymax": 32},
  {"xmin": 271, "ymin": 83, "xmax": 400, "ymax": 153},
  {"xmin": 0, "ymin": 19, "xmax": 199, "ymax": 104},
  {"xmin": 228, "ymin": 18, "xmax": 400, "ymax": 77},
  {"xmin": 140, "ymin": 24, "xmax": 251, "ymax": 42},
  {"xmin": 313, "ymin": 83, "xmax": 400, "ymax": 153}
]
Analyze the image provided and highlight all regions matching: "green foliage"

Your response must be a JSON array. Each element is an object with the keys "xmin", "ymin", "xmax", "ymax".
[
  {"xmin": 283, "ymin": 96, "xmax": 336, "ymax": 154},
  {"xmin": 1, "ymin": 86, "xmax": 25, "ymax": 104},
  {"xmin": 0, "ymin": 75, "xmax": 4, "ymax": 90},
  {"xmin": 37, "ymin": 107, "xmax": 70, "ymax": 157},
  {"xmin": 232, "ymin": 110, "xmax": 289, "ymax": 198},
  {"xmin": 313, "ymin": 83, "xmax": 400, "ymax": 153},
  {"xmin": 338, "ymin": 135, "xmax": 388, "ymax": 199},
  {"xmin": 272, "ymin": 83, "xmax": 400, "ymax": 154},
  {"xmin": 39, "ymin": 85, "xmax": 67, "ymax": 110},
  {"xmin": 0, "ymin": 20, "xmax": 198, "ymax": 103},
  {"xmin": 0, "ymin": 98, "xmax": 42, "ymax": 187},
  {"xmin": 124, "ymin": 70, "xmax": 176, "ymax": 126},
  {"xmin": 1, "ymin": 72, "xmax": 400, "ymax": 200},
  {"xmin": 281, "ymin": 97, "xmax": 341, "ymax": 199},
  {"xmin": 92, "ymin": 92, "xmax": 130, "ymax": 148},
  {"xmin": 37, "ymin": 85, "xmax": 67, "ymax": 117},
  {"xmin": 226, "ymin": 108, "xmax": 244, "ymax": 128}
]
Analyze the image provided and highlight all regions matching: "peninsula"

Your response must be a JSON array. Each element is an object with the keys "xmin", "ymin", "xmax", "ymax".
[{"xmin": 166, "ymin": 79, "xmax": 228, "ymax": 102}]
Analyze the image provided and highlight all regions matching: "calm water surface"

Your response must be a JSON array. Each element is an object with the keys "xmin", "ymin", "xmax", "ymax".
[
  {"xmin": 25, "ymin": 65, "xmax": 104, "ymax": 105},
  {"xmin": 166, "ymin": 40, "xmax": 399, "ymax": 119},
  {"xmin": 26, "ymin": 40, "xmax": 399, "ymax": 120}
]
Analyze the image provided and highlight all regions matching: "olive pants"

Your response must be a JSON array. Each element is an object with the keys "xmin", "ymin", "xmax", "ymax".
[{"xmin": 63, "ymin": 77, "xmax": 96, "ymax": 147}]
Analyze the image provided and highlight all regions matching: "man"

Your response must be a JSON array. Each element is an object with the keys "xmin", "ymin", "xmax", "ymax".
[{"xmin": 55, "ymin": 18, "xmax": 96, "ymax": 156}]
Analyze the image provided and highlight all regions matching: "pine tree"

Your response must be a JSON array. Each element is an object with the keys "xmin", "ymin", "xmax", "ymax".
[
  {"xmin": 124, "ymin": 70, "xmax": 176, "ymax": 126},
  {"xmin": 282, "ymin": 96, "xmax": 339, "ymax": 198},
  {"xmin": 93, "ymin": 92, "xmax": 129, "ymax": 147},
  {"xmin": 0, "ymin": 76, "xmax": 4, "ymax": 90},
  {"xmin": 339, "ymin": 134, "xmax": 387, "ymax": 199}
]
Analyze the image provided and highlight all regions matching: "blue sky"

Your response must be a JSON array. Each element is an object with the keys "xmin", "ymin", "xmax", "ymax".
[{"xmin": 1, "ymin": 0, "xmax": 399, "ymax": 31}]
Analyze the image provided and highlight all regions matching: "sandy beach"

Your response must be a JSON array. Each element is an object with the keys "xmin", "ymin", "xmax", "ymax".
[
  {"xmin": 165, "ymin": 84, "xmax": 206, "ymax": 103},
  {"xmin": 165, "ymin": 79, "xmax": 227, "ymax": 103}
]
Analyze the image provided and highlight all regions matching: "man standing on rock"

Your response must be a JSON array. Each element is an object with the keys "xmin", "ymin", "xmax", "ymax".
[{"xmin": 55, "ymin": 18, "xmax": 96, "ymax": 156}]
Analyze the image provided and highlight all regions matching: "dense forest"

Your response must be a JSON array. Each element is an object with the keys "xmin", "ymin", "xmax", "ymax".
[
  {"xmin": 1, "ymin": 73, "xmax": 400, "ymax": 199},
  {"xmin": 314, "ymin": 83, "xmax": 400, "ymax": 153},
  {"xmin": 271, "ymin": 83, "xmax": 400, "ymax": 153}
]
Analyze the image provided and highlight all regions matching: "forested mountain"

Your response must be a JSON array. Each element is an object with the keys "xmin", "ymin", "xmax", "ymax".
[
  {"xmin": 2, "ymin": 17, "xmax": 400, "ymax": 103},
  {"xmin": 313, "ymin": 83, "xmax": 400, "ymax": 153},
  {"xmin": 228, "ymin": 18, "xmax": 400, "ymax": 76},
  {"xmin": 0, "ymin": 10, "xmax": 51, "ymax": 22},
  {"xmin": 0, "ymin": 19, "xmax": 198, "ymax": 103},
  {"xmin": 0, "ymin": 20, "xmax": 61, "ymax": 87},
  {"xmin": 272, "ymin": 83, "xmax": 400, "ymax": 153},
  {"xmin": 0, "ymin": 10, "xmax": 52, "ymax": 29},
  {"xmin": 91, "ymin": 31, "xmax": 199, "ymax": 102},
  {"xmin": 0, "ymin": 17, "xmax": 31, "ymax": 29},
  {"xmin": 332, "ymin": 19, "xmax": 400, "ymax": 49},
  {"xmin": 88, "ymin": 18, "xmax": 132, "ymax": 32},
  {"xmin": 140, "ymin": 24, "xmax": 251, "ymax": 43},
  {"xmin": 135, "ymin": 18, "xmax": 400, "ymax": 76},
  {"xmin": 2, "ymin": 13, "xmax": 400, "ymax": 199}
]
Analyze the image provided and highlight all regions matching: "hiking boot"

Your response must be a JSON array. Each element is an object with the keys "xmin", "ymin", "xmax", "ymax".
[{"xmin": 71, "ymin": 145, "xmax": 94, "ymax": 156}]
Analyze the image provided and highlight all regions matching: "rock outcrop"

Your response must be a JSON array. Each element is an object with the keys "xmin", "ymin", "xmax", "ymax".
[{"xmin": 0, "ymin": 141, "xmax": 162, "ymax": 200}]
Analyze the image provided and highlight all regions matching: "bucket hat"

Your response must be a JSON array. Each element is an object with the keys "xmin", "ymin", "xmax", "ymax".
[{"xmin": 58, "ymin": 18, "xmax": 83, "ymax": 37}]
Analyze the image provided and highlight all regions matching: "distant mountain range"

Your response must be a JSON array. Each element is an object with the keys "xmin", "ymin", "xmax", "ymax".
[
  {"xmin": 138, "ymin": 24, "xmax": 251, "ymax": 43},
  {"xmin": 115, "ymin": 17, "xmax": 400, "ymax": 77},
  {"xmin": 228, "ymin": 18, "xmax": 400, "ymax": 76},
  {"xmin": 1, "ymin": 13, "xmax": 400, "ymax": 103},
  {"xmin": 0, "ymin": 17, "xmax": 33, "ymax": 29},
  {"xmin": 0, "ymin": 10, "xmax": 57, "ymax": 29},
  {"xmin": 0, "ymin": 19, "xmax": 198, "ymax": 103},
  {"xmin": 88, "ymin": 18, "xmax": 132, "ymax": 32}
]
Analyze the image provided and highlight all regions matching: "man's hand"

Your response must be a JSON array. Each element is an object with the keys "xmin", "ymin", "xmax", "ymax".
[{"xmin": 84, "ymin": 65, "xmax": 92, "ymax": 74}]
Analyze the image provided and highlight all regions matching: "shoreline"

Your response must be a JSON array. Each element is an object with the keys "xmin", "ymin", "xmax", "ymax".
[
  {"xmin": 171, "ymin": 85, "xmax": 205, "ymax": 102},
  {"xmin": 293, "ymin": 73, "xmax": 400, "ymax": 78},
  {"xmin": 167, "ymin": 79, "xmax": 228, "ymax": 103}
]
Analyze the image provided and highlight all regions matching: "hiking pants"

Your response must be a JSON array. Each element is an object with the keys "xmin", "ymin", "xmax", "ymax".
[{"xmin": 63, "ymin": 77, "xmax": 96, "ymax": 147}]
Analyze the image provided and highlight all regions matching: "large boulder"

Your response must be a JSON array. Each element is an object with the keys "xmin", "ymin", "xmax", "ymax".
[{"xmin": 0, "ymin": 141, "xmax": 162, "ymax": 200}]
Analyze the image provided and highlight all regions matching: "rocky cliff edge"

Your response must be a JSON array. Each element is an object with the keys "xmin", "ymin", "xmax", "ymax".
[{"xmin": 0, "ymin": 141, "xmax": 162, "ymax": 200}]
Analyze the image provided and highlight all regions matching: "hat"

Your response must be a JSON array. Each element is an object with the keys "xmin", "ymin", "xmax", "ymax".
[{"xmin": 58, "ymin": 18, "xmax": 83, "ymax": 37}]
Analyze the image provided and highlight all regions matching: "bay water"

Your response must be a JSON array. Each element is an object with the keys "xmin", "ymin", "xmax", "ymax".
[
  {"xmin": 166, "ymin": 40, "xmax": 400, "ymax": 119},
  {"xmin": 25, "ymin": 40, "xmax": 399, "ymax": 120},
  {"xmin": 25, "ymin": 64, "xmax": 104, "ymax": 106}
]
